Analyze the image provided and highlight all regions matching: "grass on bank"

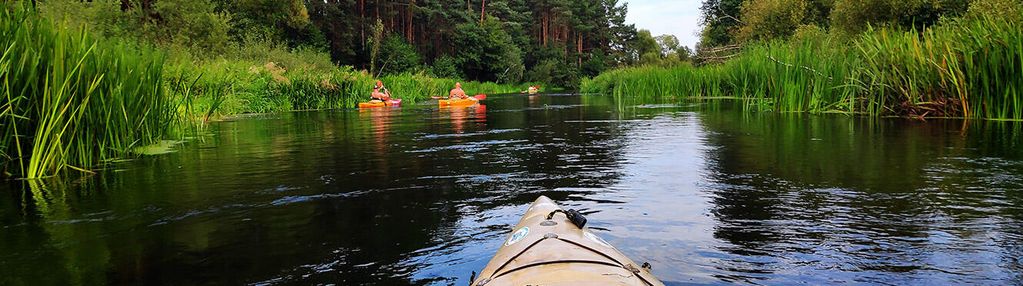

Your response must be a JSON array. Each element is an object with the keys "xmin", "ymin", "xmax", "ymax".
[
  {"xmin": 582, "ymin": 16, "xmax": 1022, "ymax": 120},
  {"xmin": 2, "ymin": 3, "xmax": 522, "ymax": 179},
  {"xmin": 2, "ymin": 4, "xmax": 171, "ymax": 179}
]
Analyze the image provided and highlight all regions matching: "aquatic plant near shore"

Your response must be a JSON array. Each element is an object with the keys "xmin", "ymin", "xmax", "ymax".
[
  {"xmin": 857, "ymin": 16, "xmax": 1023, "ymax": 119},
  {"xmin": 582, "ymin": 16, "xmax": 1022, "ymax": 120},
  {"xmin": 580, "ymin": 37, "xmax": 863, "ymax": 115},
  {"xmin": 2, "ymin": 4, "xmax": 172, "ymax": 178},
  {"xmin": 1, "ymin": 4, "xmax": 525, "ymax": 178},
  {"xmin": 168, "ymin": 73, "xmax": 231, "ymax": 133}
]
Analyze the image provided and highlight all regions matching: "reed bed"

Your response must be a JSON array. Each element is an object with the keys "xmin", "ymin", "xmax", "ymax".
[
  {"xmin": 582, "ymin": 16, "xmax": 1022, "ymax": 120},
  {"xmin": 1, "ymin": 4, "xmax": 524, "ymax": 178},
  {"xmin": 857, "ymin": 16, "xmax": 1023, "ymax": 119},
  {"xmin": 380, "ymin": 73, "xmax": 521, "ymax": 101},
  {"xmin": 2, "ymin": 4, "xmax": 171, "ymax": 178},
  {"xmin": 581, "ymin": 41, "xmax": 862, "ymax": 115},
  {"xmin": 187, "ymin": 65, "xmax": 523, "ymax": 115}
]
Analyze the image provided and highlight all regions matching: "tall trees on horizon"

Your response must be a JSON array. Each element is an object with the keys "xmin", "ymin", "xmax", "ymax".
[
  {"xmin": 45, "ymin": 0, "xmax": 646, "ymax": 86},
  {"xmin": 301, "ymin": 0, "xmax": 639, "ymax": 85}
]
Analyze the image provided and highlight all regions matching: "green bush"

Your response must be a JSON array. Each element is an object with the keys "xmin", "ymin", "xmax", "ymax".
[
  {"xmin": 737, "ymin": 0, "xmax": 809, "ymax": 42},
  {"xmin": 151, "ymin": 0, "xmax": 232, "ymax": 56},
  {"xmin": 451, "ymin": 18, "xmax": 524, "ymax": 83},
  {"xmin": 41, "ymin": 0, "xmax": 233, "ymax": 56},
  {"xmin": 830, "ymin": 0, "xmax": 972, "ymax": 34},
  {"xmin": 432, "ymin": 56, "xmax": 463, "ymax": 79},
  {"xmin": 527, "ymin": 59, "xmax": 580, "ymax": 89},
  {"xmin": 379, "ymin": 35, "xmax": 421, "ymax": 75},
  {"xmin": 966, "ymin": 0, "xmax": 1022, "ymax": 22}
]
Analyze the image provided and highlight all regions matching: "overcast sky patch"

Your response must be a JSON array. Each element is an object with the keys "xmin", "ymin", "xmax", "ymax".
[{"xmin": 625, "ymin": 0, "xmax": 703, "ymax": 49}]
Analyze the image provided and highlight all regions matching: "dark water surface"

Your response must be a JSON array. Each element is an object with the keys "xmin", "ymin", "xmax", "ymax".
[{"xmin": 2, "ymin": 95, "xmax": 1022, "ymax": 285}]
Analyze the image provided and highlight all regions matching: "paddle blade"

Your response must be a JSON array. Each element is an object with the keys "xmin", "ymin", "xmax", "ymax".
[{"xmin": 473, "ymin": 94, "xmax": 487, "ymax": 100}]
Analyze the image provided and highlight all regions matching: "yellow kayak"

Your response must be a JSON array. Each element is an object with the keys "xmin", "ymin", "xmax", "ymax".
[
  {"xmin": 471, "ymin": 196, "xmax": 664, "ymax": 286},
  {"xmin": 439, "ymin": 98, "xmax": 479, "ymax": 107},
  {"xmin": 358, "ymin": 99, "xmax": 402, "ymax": 109}
]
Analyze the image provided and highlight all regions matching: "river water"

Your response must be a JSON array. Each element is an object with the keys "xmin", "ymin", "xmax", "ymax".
[{"xmin": 2, "ymin": 94, "xmax": 1022, "ymax": 285}]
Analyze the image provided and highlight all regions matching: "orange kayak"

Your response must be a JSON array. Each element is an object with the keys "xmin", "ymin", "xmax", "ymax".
[
  {"xmin": 359, "ymin": 99, "xmax": 402, "ymax": 109},
  {"xmin": 439, "ymin": 98, "xmax": 480, "ymax": 107},
  {"xmin": 470, "ymin": 196, "xmax": 664, "ymax": 286}
]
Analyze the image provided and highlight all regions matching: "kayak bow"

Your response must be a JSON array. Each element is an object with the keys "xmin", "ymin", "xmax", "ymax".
[{"xmin": 471, "ymin": 196, "xmax": 664, "ymax": 286}]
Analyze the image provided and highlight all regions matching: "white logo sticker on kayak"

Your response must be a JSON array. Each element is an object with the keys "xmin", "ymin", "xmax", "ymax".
[{"xmin": 506, "ymin": 227, "xmax": 530, "ymax": 246}]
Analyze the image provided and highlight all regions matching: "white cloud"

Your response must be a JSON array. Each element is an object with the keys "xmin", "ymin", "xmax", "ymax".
[{"xmin": 625, "ymin": 0, "xmax": 703, "ymax": 49}]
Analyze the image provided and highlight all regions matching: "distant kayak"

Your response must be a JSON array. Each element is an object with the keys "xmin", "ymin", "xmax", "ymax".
[
  {"xmin": 358, "ymin": 99, "xmax": 402, "ymax": 109},
  {"xmin": 521, "ymin": 85, "xmax": 541, "ymax": 95},
  {"xmin": 470, "ymin": 196, "xmax": 664, "ymax": 286}
]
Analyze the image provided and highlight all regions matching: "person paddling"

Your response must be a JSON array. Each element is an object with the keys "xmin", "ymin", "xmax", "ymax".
[
  {"xmin": 449, "ymin": 82, "xmax": 469, "ymax": 100},
  {"xmin": 371, "ymin": 80, "xmax": 391, "ymax": 102}
]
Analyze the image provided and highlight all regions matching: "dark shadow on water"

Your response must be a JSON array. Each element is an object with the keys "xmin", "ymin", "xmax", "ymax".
[{"xmin": 0, "ymin": 95, "xmax": 641, "ymax": 285}]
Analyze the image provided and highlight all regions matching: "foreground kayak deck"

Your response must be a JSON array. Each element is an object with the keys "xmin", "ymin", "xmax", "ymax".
[{"xmin": 471, "ymin": 196, "xmax": 664, "ymax": 286}]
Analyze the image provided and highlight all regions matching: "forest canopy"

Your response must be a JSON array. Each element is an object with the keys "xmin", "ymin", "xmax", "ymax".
[{"xmin": 37, "ymin": 0, "xmax": 652, "ymax": 88}]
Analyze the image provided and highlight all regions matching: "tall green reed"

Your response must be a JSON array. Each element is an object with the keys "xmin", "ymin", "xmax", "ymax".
[
  {"xmin": 2, "ymin": 3, "xmax": 171, "ymax": 178},
  {"xmin": 582, "ymin": 16, "xmax": 1021, "ymax": 120},
  {"xmin": 857, "ymin": 16, "xmax": 1022, "ymax": 119},
  {"xmin": 582, "ymin": 39, "xmax": 861, "ymax": 115}
]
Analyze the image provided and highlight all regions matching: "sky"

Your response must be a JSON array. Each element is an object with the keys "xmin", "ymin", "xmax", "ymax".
[{"xmin": 625, "ymin": 0, "xmax": 703, "ymax": 49}]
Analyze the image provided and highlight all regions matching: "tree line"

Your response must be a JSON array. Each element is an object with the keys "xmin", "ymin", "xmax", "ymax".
[
  {"xmin": 44, "ymin": 0, "xmax": 678, "ymax": 88},
  {"xmin": 305, "ymin": 0, "xmax": 648, "ymax": 87},
  {"xmin": 697, "ymin": 0, "xmax": 1020, "ymax": 54}
]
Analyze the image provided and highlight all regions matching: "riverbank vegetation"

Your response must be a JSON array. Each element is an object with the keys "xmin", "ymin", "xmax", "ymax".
[
  {"xmin": 1, "ymin": 5, "xmax": 173, "ymax": 178},
  {"xmin": 0, "ymin": 4, "xmax": 516, "ymax": 179},
  {"xmin": 582, "ymin": 0, "xmax": 1023, "ymax": 120},
  {"xmin": 39, "ymin": 0, "xmax": 643, "ymax": 89},
  {"xmin": 3, "ymin": 0, "xmax": 655, "ymax": 178}
]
